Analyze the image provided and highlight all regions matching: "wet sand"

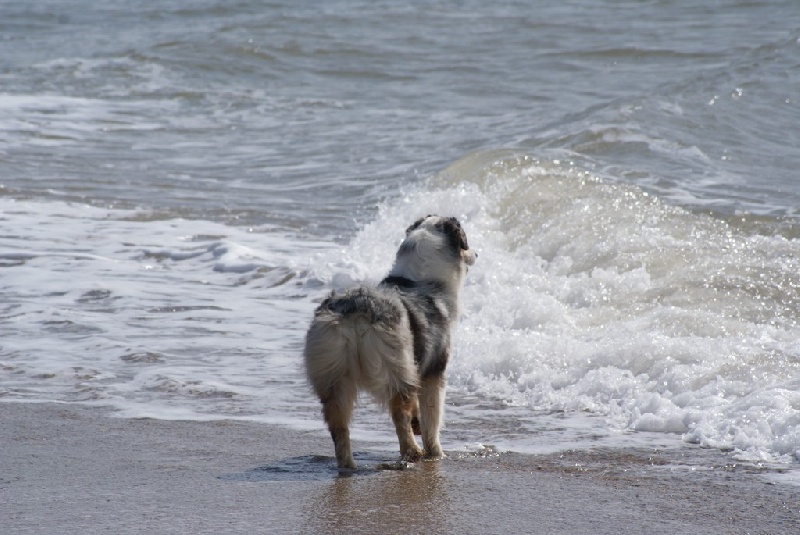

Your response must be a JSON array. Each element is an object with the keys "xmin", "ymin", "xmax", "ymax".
[{"xmin": 2, "ymin": 402, "xmax": 797, "ymax": 534}]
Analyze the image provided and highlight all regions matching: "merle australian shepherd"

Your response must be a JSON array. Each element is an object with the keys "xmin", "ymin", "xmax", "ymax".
[{"xmin": 304, "ymin": 215, "xmax": 477, "ymax": 469}]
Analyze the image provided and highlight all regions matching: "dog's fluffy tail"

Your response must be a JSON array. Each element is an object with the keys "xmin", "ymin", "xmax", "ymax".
[{"xmin": 304, "ymin": 287, "xmax": 418, "ymax": 405}]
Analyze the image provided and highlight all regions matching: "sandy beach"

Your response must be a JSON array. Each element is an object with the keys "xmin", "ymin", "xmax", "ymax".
[{"xmin": 1, "ymin": 402, "xmax": 797, "ymax": 534}]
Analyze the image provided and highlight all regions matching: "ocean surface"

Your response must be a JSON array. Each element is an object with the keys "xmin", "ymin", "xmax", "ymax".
[{"xmin": 2, "ymin": 0, "xmax": 799, "ymax": 473}]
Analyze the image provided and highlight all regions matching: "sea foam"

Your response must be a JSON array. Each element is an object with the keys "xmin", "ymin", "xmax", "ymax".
[{"xmin": 323, "ymin": 149, "xmax": 800, "ymax": 463}]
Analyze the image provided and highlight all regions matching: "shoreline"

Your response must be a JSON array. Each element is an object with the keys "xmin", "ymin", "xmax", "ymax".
[{"xmin": 2, "ymin": 402, "xmax": 798, "ymax": 534}]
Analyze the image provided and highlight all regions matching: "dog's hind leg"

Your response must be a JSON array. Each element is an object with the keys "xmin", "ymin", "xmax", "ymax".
[
  {"xmin": 419, "ymin": 373, "xmax": 446, "ymax": 458},
  {"xmin": 389, "ymin": 393, "xmax": 424, "ymax": 462},
  {"xmin": 410, "ymin": 394, "xmax": 422, "ymax": 435},
  {"xmin": 321, "ymin": 381, "xmax": 358, "ymax": 470}
]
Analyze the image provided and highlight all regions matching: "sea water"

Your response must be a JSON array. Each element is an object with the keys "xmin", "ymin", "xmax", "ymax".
[{"xmin": 1, "ymin": 0, "xmax": 799, "ymax": 471}]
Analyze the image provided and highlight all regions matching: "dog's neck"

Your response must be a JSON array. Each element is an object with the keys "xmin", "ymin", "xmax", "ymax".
[
  {"xmin": 387, "ymin": 255, "xmax": 464, "ymax": 292},
  {"xmin": 381, "ymin": 275, "xmax": 417, "ymax": 288},
  {"xmin": 386, "ymin": 260, "xmax": 465, "ymax": 321}
]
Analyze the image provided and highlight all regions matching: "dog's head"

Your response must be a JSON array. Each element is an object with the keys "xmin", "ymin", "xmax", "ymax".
[
  {"xmin": 389, "ymin": 215, "xmax": 477, "ymax": 285},
  {"xmin": 405, "ymin": 215, "xmax": 477, "ymax": 266}
]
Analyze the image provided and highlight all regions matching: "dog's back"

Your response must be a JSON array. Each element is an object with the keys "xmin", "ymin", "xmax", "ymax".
[{"xmin": 304, "ymin": 287, "xmax": 418, "ymax": 406}]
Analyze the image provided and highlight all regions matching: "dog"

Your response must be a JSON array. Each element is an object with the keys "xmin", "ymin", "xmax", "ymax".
[{"xmin": 304, "ymin": 215, "xmax": 477, "ymax": 469}]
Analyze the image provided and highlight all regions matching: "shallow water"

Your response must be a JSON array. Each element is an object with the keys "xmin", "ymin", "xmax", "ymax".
[{"xmin": 2, "ymin": 0, "xmax": 799, "ymax": 471}]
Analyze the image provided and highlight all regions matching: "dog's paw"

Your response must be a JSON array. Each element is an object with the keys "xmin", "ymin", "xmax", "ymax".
[
  {"xmin": 401, "ymin": 444, "xmax": 424, "ymax": 463},
  {"xmin": 337, "ymin": 457, "xmax": 357, "ymax": 470},
  {"xmin": 424, "ymin": 444, "xmax": 444, "ymax": 459}
]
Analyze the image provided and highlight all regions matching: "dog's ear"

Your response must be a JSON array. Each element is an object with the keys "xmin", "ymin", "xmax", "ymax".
[
  {"xmin": 437, "ymin": 217, "xmax": 470, "ymax": 251},
  {"xmin": 406, "ymin": 215, "xmax": 431, "ymax": 234}
]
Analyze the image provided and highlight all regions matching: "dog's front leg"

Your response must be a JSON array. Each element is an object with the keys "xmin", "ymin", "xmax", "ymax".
[
  {"xmin": 389, "ymin": 393, "xmax": 424, "ymax": 462},
  {"xmin": 419, "ymin": 374, "xmax": 446, "ymax": 458}
]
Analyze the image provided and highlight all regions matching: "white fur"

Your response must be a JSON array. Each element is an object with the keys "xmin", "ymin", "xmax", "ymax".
[{"xmin": 304, "ymin": 300, "xmax": 418, "ymax": 405}]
